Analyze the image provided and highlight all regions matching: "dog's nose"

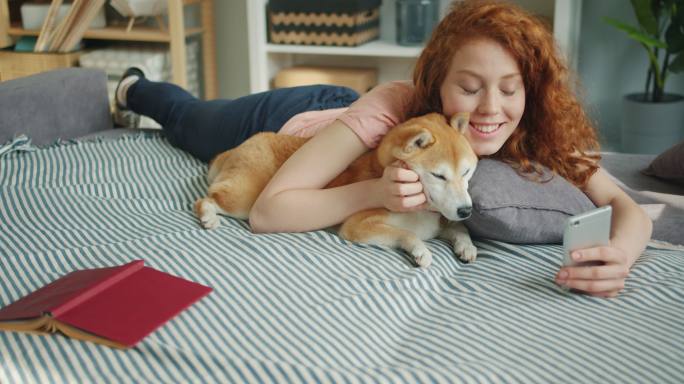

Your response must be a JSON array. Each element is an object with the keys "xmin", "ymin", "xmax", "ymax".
[{"xmin": 457, "ymin": 207, "xmax": 472, "ymax": 219}]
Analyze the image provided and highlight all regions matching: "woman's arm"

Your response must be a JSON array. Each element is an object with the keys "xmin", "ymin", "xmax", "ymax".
[
  {"xmin": 249, "ymin": 120, "xmax": 426, "ymax": 233},
  {"xmin": 555, "ymin": 168, "xmax": 653, "ymax": 297}
]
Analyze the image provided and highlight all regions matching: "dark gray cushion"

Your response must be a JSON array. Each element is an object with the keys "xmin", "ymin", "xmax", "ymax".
[
  {"xmin": 643, "ymin": 140, "xmax": 684, "ymax": 186},
  {"xmin": 0, "ymin": 68, "xmax": 112, "ymax": 145},
  {"xmin": 465, "ymin": 159, "xmax": 596, "ymax": 244}
]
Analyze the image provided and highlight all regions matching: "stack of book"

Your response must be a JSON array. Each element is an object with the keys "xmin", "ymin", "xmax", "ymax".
[{"xmin": 34, "ymin": 0, "xmax": 106, "ymax": 53}]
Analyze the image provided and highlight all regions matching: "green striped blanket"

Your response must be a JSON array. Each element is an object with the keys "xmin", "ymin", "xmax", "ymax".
[{"xmin": 1, "ymin": 134, "xmax": 682, "ymax": 383}]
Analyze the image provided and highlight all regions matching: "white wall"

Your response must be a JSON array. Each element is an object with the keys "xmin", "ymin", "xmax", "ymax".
[{"xmin": 577, "ymin": 0, "xmax": 684, "ymax": 150}]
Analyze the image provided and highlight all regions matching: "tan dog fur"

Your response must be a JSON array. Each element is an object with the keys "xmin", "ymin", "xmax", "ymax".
[{"xmin": 195, "ymin": 113, "xmax": 478, "ymax": 268}]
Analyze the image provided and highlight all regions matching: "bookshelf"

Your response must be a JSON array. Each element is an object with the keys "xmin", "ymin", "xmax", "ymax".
[
  {"xmin": 246, "ymin": 0, "xmax": 582, "ymax": 94},
  {"xmin": 1, "ymin": 0, "xmax": 217, "ymax": 99},
  {"xmin": 0, "ymin": 0, "xmax": 10, "ymax": 48}
]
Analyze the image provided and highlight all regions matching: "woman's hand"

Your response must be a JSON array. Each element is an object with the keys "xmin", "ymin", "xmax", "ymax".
[
  {"xmin": 373, "ymin": 161, "xmax": 428, "ymax": 212},
  {"xmin": 555, "ymin": 245, "xmax": 635, "ymax": 298},
  {"xmin": 559, "ymin": 168, "xmax": 653, "ymax": 298}
]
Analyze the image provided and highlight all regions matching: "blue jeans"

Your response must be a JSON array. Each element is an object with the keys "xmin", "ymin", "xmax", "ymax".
[{"xmin": 127, "ymin": 79, "xmax": 360, "ymax": 162}]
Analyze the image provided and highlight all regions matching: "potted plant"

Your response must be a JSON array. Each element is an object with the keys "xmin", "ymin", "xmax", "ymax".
[{"xmin": 604, "ymin": 0, "xmax": 684, "ymax": 154}]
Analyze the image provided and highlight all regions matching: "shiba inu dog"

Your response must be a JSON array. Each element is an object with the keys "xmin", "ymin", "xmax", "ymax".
[{"xmin": 195, "ymin": 112, "xmax": 478, "ymax": 268}]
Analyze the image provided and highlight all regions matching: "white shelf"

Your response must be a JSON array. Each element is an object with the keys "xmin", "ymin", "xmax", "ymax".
[
  {"xmin": 265, "ymin": 39, "xmax": 422, "ymax": 58},
  {"xmin": 247, "ymin": 0, "xmax": 581, "ymax": 94}
]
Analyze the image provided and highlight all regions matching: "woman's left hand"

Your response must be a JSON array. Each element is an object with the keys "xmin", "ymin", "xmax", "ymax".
[{"xmin": 555, "ymin": 245, "xmax": 634, "ymax": 298}]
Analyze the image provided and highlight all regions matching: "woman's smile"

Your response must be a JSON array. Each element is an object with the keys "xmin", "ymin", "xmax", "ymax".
[{"xmin": 469, "ymin": 122, "xmax": 505, "ymax": 137}]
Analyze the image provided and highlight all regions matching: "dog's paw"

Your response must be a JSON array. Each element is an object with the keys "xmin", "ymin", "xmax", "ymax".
[
  {"xmin": 411, "ymin": 243, "xmax": 433, "ymax": 268},
  {"xmin": 195, "ymin": 198, "xmax": 221, "ymax": 230},
  {"xmin": 454, "ymin": 242, "xmax": 477, "ymax": 263},
  {"xmin": 200, "ymin": 215, "xmax": 221, "ymax": 230}
]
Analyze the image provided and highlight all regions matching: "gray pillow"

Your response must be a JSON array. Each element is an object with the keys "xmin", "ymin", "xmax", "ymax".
[
  {"xmin": 0, "ymin": 68, "xmax": 112, "ymax": 146},
  {"xmin": 642, "ymin": 140, "xmax": 684, "ymax": 185},
  {"xmin": 465, "ymin": 159, "xmax": 596, "ymax": 244}
]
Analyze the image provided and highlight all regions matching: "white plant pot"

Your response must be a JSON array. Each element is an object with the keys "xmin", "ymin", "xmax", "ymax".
[{"xmin": 621, "ymin": 93, "xmax": 684, "ymax": 154}]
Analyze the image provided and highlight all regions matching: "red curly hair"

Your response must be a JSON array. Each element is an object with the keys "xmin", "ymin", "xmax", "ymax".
[{"xmin": 410, "ymin": 0, "xmax": 600, "ymax": 188}]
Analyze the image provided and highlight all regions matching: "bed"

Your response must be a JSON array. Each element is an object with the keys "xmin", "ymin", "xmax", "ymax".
[{"xmin": 1, "ymin": 131, "xmax": 683, "ymax": 384}]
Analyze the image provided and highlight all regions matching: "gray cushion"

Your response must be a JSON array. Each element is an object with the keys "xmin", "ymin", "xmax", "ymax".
[
  {"xmin": 643, "ymin": 140, "xmax": 684, "ymax": 185},
  {"xmin": 600, "ymin": 151, "xmax": 684, "ymax": 195},
  {"xmin": 465, "ymin": 159, "xmax": 596, "ymax": 244},
  {"xmin": 0, "ymin": 68, "xmax": 112, "ymax": 145},
  {"xmin": 600, "ymin": 152, "xmax": 683, "ymax": 245}
]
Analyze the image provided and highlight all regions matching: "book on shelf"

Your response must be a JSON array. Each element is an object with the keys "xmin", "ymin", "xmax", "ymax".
[{"xmin": 0, "ymin": 260, "xmax": 212, "ymax": 349}]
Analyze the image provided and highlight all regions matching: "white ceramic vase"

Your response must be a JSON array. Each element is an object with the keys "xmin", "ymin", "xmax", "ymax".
[{"xmin": 621, "ymin": 93, "xmax": 684, "ymax": 154}]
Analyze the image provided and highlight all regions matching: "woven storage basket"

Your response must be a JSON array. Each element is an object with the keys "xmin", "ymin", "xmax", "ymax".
[
  {"xmin": 0, "ymin": 51, "xmax": 81, "ymax": 82},
  {"xmin": 268, "ymin": 0, "xmax": 381, "ymax": 47},
  {"xmin": 274, "ymin": 66, "xmax": 378, "ymax": 94}
]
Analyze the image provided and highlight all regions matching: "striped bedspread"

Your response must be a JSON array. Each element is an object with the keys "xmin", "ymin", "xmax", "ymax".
[{"xmin": 1, "ymin": 134, "xmax": 683, "ymax": 383}]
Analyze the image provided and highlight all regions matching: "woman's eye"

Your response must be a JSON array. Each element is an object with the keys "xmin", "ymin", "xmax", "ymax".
[
  {"xmin": 501, "ymin": 89, "xmax": 516, "ymax": 96},
  {"xmin": 462, "ymin": 88, "xmax": 478, "ymax": 95},
  {"xmin": 431, "ymin": 172, "xmax": 447, "ymax": 181}
]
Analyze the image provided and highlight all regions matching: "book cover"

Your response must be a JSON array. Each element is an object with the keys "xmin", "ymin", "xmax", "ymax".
[{"xmin": 0, "ymin": 260, "xmax": 212, "ymax": 348}]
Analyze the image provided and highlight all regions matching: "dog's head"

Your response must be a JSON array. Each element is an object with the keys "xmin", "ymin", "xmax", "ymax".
[{"xmin": 377, "ymin": 112, "xmax": 478, "ymax": 221}]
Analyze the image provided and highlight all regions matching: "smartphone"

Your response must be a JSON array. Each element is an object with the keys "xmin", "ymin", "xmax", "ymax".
[{"xmin": 563, "ymin": 205, "xmax": 612, "ymax": 266}]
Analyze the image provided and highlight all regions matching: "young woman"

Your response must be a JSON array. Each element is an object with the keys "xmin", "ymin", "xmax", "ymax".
[{"xmin": 115, "ymin": 0, "xmax": 651, "ymax": 297}]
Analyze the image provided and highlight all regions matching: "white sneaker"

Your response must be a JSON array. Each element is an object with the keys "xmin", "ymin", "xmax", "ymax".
[{"xmin": 113, "ymin": 67, "xmax": 146, "ymax": 128}]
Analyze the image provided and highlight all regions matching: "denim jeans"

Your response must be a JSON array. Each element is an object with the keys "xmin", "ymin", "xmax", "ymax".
[{"xmin": 127, "ymin": 79, "xmax": 360, "ymax": 162}]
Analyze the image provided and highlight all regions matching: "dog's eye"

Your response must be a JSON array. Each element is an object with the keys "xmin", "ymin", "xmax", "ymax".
[
  {"xmin": 462, "ymin": 169, "xmax": 471, "ymax": 177},
  {"xmin": 431, "ymin": 172, "xmax": 447, "ymax": 181}
]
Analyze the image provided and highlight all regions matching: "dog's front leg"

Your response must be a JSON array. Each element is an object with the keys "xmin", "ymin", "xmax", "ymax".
[
  {"xmin": 439, "ymin": 220, "xmax": 477, "ymax": 263},
  {"xmin": 339, "ymin": 209, "xmax": 433, "ymax": 268}
]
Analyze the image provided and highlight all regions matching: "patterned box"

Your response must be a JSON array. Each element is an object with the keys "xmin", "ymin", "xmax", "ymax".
[{"xmin": 268, "ymin": 0, "xmax": 381, "ymax": 47}]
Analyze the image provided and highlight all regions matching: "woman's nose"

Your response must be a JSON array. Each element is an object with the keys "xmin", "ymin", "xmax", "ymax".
[{"xmin": 477, "ymin": 90, "xmax": 499, "ymax": 115}]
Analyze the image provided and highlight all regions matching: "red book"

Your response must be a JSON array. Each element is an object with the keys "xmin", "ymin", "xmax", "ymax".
[{"xmin": 0, "ymin": 260, "xmax": 212, "ymax": 349}]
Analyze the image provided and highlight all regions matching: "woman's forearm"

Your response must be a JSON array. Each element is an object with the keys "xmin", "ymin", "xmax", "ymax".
[
  {"xmin": 249, "ymin": 179, "xmax": 379, "ymax": 233},
  {"xmin": 249, "ymin": 119, "xmax": 378, "ymax": 233},
  {"xmin": 583, "ymin": 169, "xmax": 653, "ymax": 267},
  {"xmin": 609, "ymin": 195, "xmax": 653, "ymax": 265}
]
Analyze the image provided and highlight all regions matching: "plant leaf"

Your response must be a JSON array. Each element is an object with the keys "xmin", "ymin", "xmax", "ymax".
[
  {"xmin": 666, "ymin": 20, "xmax": 684, "ymax": 53},
  {"xmin": 669, "ymin": 52, "xmax": 684, "ymax": 72},
  {"xmin": 631, "ymin": 0, "xmax": 659, "ymax": 35},
  {"xmin": 603, "ymin": 17, "xmax": 668, "ymax": 48}
]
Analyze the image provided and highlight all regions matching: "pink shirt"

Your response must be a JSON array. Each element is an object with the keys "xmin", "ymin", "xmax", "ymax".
[{"xmin": 277, "ymin": 81, "xmax": 414, "ymax": 148}]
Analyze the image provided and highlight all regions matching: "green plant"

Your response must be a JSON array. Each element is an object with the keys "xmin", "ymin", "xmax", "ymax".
[{"xmin": 604, "ymin": 0, "xmax": 684, "ymax": 102}]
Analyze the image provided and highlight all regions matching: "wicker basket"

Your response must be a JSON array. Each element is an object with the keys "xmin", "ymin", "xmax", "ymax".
[
  {"xmin": 268, "ymin": 0, "xmax": 381, "ymax": 47},
  {"xmin": 0, "ymin": 51, "xmax": 81, "ymax": 82},
  {"xmin": 274, "ymin": 66, "xmax": 378, "ymax": 94}
]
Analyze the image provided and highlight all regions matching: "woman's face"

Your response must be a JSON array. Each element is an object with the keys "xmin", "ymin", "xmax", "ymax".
[{"xmin": 440, "ymin": 38, "xmax": 526, "ymax": 156}]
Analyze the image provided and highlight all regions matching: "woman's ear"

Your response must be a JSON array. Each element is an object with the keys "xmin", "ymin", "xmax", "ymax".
[{"xmin": 450, "ymin": 112, "xmax": 470, "ymax": 134}]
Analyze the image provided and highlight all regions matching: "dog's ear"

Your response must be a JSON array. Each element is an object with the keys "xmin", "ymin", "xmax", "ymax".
[
  {"xmin": 396, "ymin": 129, "xmax": 434, "ymax": 158},
  {"xmin": 450, "ymin": 112, "xmax": 470, "ymax": 134}
]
